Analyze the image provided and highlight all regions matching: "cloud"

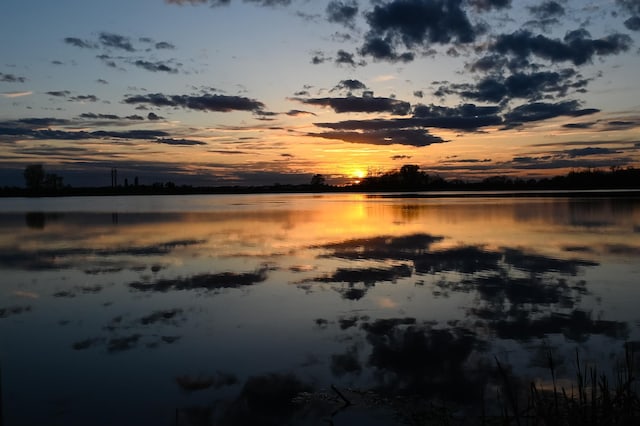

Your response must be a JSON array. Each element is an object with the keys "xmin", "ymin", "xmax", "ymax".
[
  {"xmin": 64, "ymin": 37, "xmax": 97, "ymax": 49},
  {"xmin": 133, "ymin": 60, "xmax": 179, "ymax": 73},
  {"xmin": 99, "ymin": 32, "xmax": 135, "ymax": 52},
  {"xmin": 617, "ymin": 0, "xmax": 640, "ymax": 15},
  {"xmin": 624, "ymin": 16, "xmax": 640, "ymax": 31},
  {"xmin": 308, "ymin": 128, "xmax": 446, "ymax": 147},
  {"xmin": 295, "ymin": 95, "xmax": 411, "ymax": 115},
  {"xmin": 563, "ymin": 147, "xmax": 621, "ymax": 157},
  {"xmin": 46, "ymin": 90, "xmax": 71, "ymax": 97},
  {"xmin": 494, "ymin": 29, "xmax": 632, "ymax": 66},
  {"xmin": 285, "ymin": 109, "xmax": 316, "ymax": 116},
  {"xmin": 70, "ymin": 94, "xmax": 99, "ymax": 102},
  {"xmin": 147, "ymin": 112, "xmax": 163, "ymax": 120},
  {"xmin": 165, "ymin": 0, "xmax": 292, "ymax": 6},
  {"xmin": 528, "ymin": 1, "xmax": 564, "ymax": 20},
  {"xmin": 459, "ymin": 70, "xmax": 589, "ymax": 103},
  {"xmin": 0, "ymin": 122, "xmax": 171, "ymax": 141},
  {"xmin": 0, "ymin": 72, "xmax": 26, "ymax": 83},
  {"xmin": 510, "ymin": 156, "xmax": 631, "ymax": 170},
  {"xmin": 360, "ymin": 0, "xmax": 477, "ymax": 62},
  {"xmin": 468, "ymin": 0, "xmax": 511, "ymax": 11},
  {"xmin": 155, "ymin": 41, "xmax": 176, "ymax": 49},
  {"xmin": 123, "ymin": 92, "xmax": 265, "ymax": 112},
  {"xmin": 326, "ymin": 1, "xmax": 358, "ymax": 27},
  {"xmin": 156, "ymin": 138, "xmax": 207, "ymax": 146},
  {"xmin": 1, "ymin": 91, "xmax": 32, "ymax": 98},
  {"xmin": 504, "ymin": 100, "xmax": 599, "ymax": 126},
  {"xmin": 334, "ymin": 49, "xmax": 365, "ymax": 67},
  {"xmin": 331, "ymin": 79, "xmax": 368, "ymax": 93},
  {"xmin": 79, "ymin": 112, "xmax": 146, "ymax": 121},
  {"xmin": 313, "ymin": 103, "xmax": 503, "ymax": 132},
  {"xmin": 359, "ymin": 37, "xmax": 415, "ymax": 62}
]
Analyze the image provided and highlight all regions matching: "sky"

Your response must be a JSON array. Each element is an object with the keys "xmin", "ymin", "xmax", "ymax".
[{"xmin": 1, "ymin": 0, "xmax": 640, "ymax": 187}]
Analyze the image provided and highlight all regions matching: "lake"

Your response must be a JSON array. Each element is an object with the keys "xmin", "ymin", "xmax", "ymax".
[{"xmin": 1, "ymin": 192, "xmax": 639, "ymax": 425}]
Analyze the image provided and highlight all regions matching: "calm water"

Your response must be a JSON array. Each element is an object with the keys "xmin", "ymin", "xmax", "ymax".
[{"xmin": 1, "ymin": 193, "xmax": 639, "ymax": 425}]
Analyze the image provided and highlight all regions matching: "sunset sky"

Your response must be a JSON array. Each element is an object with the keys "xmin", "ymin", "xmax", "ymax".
[{"xmin": 1, "ymin": 0, "xmax": 639, "ymax": 187}]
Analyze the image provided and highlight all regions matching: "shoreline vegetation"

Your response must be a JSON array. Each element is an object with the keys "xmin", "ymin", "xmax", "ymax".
[
  {"xmin": 2, "ymin": 164, "xmax": 640, "ymax": 198},
  {"xmin": 292, "ymin": 346, "xmax": 640, "ymax": 426}
]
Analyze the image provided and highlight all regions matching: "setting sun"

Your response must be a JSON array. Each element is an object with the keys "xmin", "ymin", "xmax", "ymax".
[{"xmin": 352, "ymin": 169, "xmax": 366, "ymax": 179}]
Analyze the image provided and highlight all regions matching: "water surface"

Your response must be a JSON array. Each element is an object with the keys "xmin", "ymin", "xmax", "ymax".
[{"xmin": 1, "ymin": 193, "xmax": 639, "ymax": 425}]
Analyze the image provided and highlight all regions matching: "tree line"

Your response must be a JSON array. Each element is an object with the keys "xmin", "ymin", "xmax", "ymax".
[{"xmin": 2, "ymin": 163, "xmax": 639, "ymax": 196}]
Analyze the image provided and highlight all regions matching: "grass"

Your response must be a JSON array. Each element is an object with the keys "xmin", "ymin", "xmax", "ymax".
[
  {"xmin": 493, "ymin": 343, "xmax": 640, "ymax": 426},
  {"xmin": 301, "ymin": 344, "xmax": 640, "ymax": 426}
]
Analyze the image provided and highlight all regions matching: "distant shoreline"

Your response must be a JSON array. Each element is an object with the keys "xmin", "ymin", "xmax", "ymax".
[
  {"xmin": 6, "ymin": 165, "xmax": 640, "ymax": 198},
  {"xmin": 2, "ymin": 187, "xmax": 640, "ymax": 199}
]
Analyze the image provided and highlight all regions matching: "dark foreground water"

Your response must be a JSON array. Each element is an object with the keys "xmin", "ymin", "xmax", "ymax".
[{"xmin": 1, "ymin": 192, "xmax": 639, "ymax": 425}]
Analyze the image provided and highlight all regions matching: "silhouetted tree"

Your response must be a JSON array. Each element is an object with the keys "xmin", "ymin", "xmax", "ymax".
[
  {"xmin": 310, "ymin": 174, "xmax": 326, "ymax": 186},
  {"xmin": 23, "ymin": 164, "xmax": 45, "ymax": 190}
]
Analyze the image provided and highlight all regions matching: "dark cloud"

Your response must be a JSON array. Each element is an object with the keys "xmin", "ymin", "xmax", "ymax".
[
  {"xmin": 332, "ymin": 79, "xmax": 368, "ymax": 93},
  {"xmin": 70, "ymin": 94, "xmax": 99, "ymax": 102},
  {"xmin": 310, "ymin": 52, "xmax": 328, "ymax": 64},
  {"xmin": 359, "ymin": 37, "xmax": 415, "ymax": 62},
  {"xmin": 563, "ymin": 147, "xmax": 621, "ymax": 157},
  {"xmin": 528, "ymin": 1, "xmax": 565, "ymax": 19},
  {"xmin": 96, "ymin": 54, "xmax": 118, "ymax": 68},
  {"xmin": 460, "ymin": 70, "xmax": 589, "ymax": 103},
  {"xmin": 15, "ymin": 117, "xmax": 71, "ymax": 126},
  {"xmin": 79, "ymin": 113, "xmax": 120, "ymax": 120},
  {"xmin": 0, "ymin": 125, "xmax": 171, "ymax": 141},
  {"xmin": 155, "ymin": 41, "xmax": 176, "ymax": 49},
  {"xmin": 166, "ymin": 0, "xmax": 292, "ymax": 6},
  {"xmin": 509, "ymin": 156, "xmax": 631, "ymax": 170},
  {"xmin": 133, "ymin": 60, "xmax": 179, "ymax": 73},
  {"xmin": 308, "ymin": 128, "xmax": 446, "ymax": 147},
  {"xmin": 360, "ymin": 0, "xmax": 477, "ymax": 62},
  {"xmin": 562, "ymin": 122, "xmax": 596, "ymax": 129},
  {"xmin": 123, "ymin": 92, "xmax": 265, "ymax": 113},
  {"xmin": 413, "ymin": 103, "xmax": 502, "ymax": 119},
  {"xmin": 285, "ymin": 109, "xmax": 316, "ymax": 116},
  {"xmin": 147, "ymin": 112, "xmax": 163, "ymax": 120},
  {"xmin": 624, "ymin": 16, "xmax": 640, "ymax": 31},
  {"xmin": 468, "ymin": 0, "xmax": 511, "ymax": 11},
  {"xmin": 335, "ymin": 49, "xmax": 365, "ymax": 66},
  {"xmin": 494, "ymin": 30, "xmax": 632, "ymax": 66},
  {"xmin": 314, "ymin": 109, "xmax": 502, "ymax": 133},
  {"xmin": 0, "ymin": 72, "xmax": 26, "ymax": 83},
  {"xmin": 296, "ymin": 95, "xmax": 411, "ymax": 115},
  {"xmin": 617, "ymin": 0, "xmax": 640, "ymax": 15},
  {"xmin": 156, "ymin": 138, "xmax": 207, "ymax": 146},
  {"xmin": 79, "ymin": 112, "xmax": 146, "ymax": 121},
  {"xmin": 46, "ymin": 90, "xmax": 71, "ymax": 97},
  {"xmin": 63, "ymin": 37, "xmax": 97, "ymax": 49},
  {"xmin": 99, "ymin": 32, "xmax": 135, "ymax": 52},
  {"xmin": 313, "ymin": 103, "xmax": 503, "ymax": 133},
  {"xmin": 326, "ymin": 1, "xmax": 358, "ymax": 27},
  {"xmin": 504, "ymin": 100, "xmax": 599, "ymax": 126}
]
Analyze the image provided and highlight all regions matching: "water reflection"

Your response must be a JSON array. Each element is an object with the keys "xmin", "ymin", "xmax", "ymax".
[{"xmin": 0, "ymin": 194, "xmax": 639, "ymax": 425}]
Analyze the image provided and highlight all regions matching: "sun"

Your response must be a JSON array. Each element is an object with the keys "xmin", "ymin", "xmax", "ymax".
[{"xmin": 352, "ymin": 169, "xmax": 366, "ymax": 179}]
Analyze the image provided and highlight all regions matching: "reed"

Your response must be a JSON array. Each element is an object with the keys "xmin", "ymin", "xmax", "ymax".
[{"xmin": 492, "ymin": 344, "xmax": 640, "ymax": 426}]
